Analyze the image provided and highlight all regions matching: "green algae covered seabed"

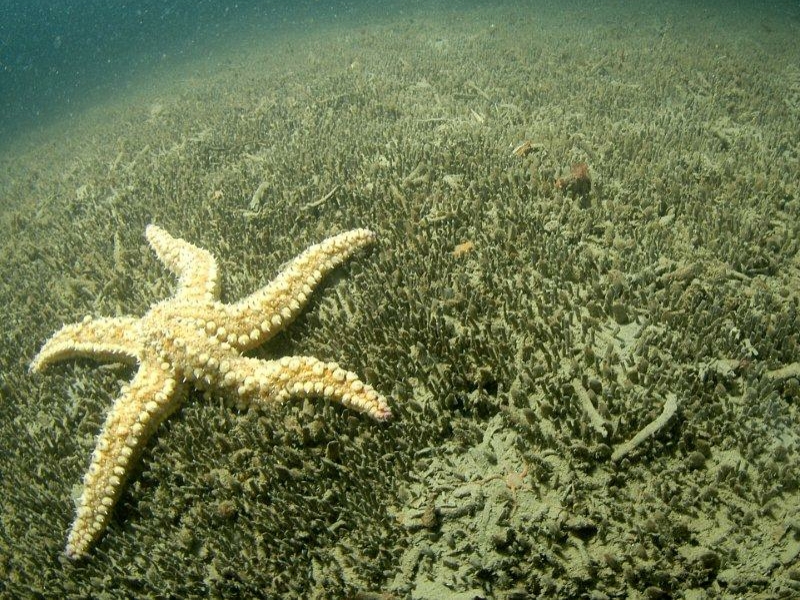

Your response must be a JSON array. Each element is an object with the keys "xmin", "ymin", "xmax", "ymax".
[{"xmin": 1, "ymin": 2, "xmax": 799, "ymax": 598}]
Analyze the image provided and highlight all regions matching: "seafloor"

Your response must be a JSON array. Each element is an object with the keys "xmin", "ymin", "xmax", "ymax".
[{"xmin": 1, "ymin": 1, "xmax": 799, "ymax": 598}]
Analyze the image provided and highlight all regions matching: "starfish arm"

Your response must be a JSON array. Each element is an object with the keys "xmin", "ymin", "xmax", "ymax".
[
  {"xmin": 66, "ymin": 362, "xmax": 182, "ymax": 559},
  {"xmin": 224, "ymin": 229, "xmax": 376, "ymax": 351},
  {"xmin": 30, "ymin": 316, "xmax": 142, "ymax": 372},
  {"xmin": 224, "ymin": 355, "xmax": 391, "ymax": 421},
  {"xmin": 146, "ymin": 224, "xmax": 220, "ymax": 302}
]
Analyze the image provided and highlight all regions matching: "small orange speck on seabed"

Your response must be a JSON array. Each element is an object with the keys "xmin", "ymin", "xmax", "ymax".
[{"xmin": 452, "ymin": 240, "xmax": 475, "ymax": 258}]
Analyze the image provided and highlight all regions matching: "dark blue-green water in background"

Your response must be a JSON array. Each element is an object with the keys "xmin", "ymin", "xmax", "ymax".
[
  {"xmin": 3, "ymin": 0, "xmax": 799, "ymax": 147},
  {"xmin": 0, "ymin": 0, "xmax": 414, "ymax": 144}
]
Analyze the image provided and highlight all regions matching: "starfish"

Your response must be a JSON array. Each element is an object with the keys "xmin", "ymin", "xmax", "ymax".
[{"xmin": 30, "ymin": 224, "xmax": 391, "ymax": 559}]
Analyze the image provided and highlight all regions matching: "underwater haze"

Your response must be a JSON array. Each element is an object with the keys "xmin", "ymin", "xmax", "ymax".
[
  {"xmin": 1, "ymin": 0, "xmax": 800, "ymax": 598},
  {"xmin": 0, "ymin": 0, "xmax": 407, "ymax": 142}
]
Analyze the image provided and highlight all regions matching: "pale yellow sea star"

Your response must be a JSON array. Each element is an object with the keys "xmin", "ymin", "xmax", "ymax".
[{"xmin": 30, "ymin": 224, "xmax": 390, "ymax": 559}]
